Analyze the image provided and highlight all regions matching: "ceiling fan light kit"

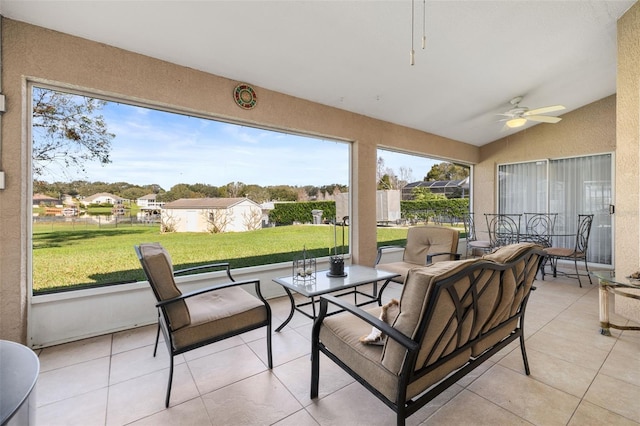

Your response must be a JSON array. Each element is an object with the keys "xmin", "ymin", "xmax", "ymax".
[
  {"xmin": 499, "ymin": 96, "xmax": 566, "ymax": 128},
  {"xmin": 506, "ymin": 117, "xmax": 527, "ymax": 128}
]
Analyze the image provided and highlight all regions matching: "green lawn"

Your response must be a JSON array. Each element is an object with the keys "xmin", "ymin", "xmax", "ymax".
[{"xmin": 33, "ymin": 223, "xmax": 414, "ymax": 293}]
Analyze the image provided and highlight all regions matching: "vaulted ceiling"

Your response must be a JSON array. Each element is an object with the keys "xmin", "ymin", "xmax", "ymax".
[{"xmin": 1, "ymin": 0, "xmax": 636, "ymax": 146}]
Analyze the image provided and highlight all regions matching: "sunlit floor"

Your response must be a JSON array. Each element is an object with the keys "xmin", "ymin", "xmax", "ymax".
[{"xmin": 33, "ymin": 270, "xmax": 640, "ymax": 426}]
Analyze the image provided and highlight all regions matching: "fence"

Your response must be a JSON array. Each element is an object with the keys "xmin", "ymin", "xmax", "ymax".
[{"xmin": 33, "ymin": 215, "xmax": 160, "ymax": 230}]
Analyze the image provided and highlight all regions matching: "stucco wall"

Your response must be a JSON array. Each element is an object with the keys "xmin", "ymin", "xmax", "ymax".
[
  {"xmin": 475, "ymin": 95, "xmax": 617, "ymax": 233},
  {"xmin": 0, "ymin": 19, "xmax": 479, "ymax": 343},
  {"xmin": 616, "ymin": 2, "xmax": 640, "ymax": 272}
]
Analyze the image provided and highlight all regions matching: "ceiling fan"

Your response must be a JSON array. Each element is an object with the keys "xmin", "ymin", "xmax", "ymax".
[{"xmin": 498, "ymin": 96, "xmax": 566, "ymax": 129}]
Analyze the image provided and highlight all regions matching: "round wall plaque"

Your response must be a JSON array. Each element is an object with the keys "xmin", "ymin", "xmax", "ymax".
[{"xmin": 234, "ymin": 84, "xmax": 257, "ymax": 109}]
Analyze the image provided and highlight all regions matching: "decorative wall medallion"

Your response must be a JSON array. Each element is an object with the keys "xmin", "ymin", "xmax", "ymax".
[{"xmin": 234, "ymin": 84, "xmax": 257, "ymax": 109}]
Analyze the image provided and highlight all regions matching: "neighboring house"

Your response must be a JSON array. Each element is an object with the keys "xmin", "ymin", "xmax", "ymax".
[
  {"xmin": 83, "ymin": 192, "xmax": 124, "ymax": 206},
  {"xmin": 161, "ymin": 197, "xmax": 263, "ymax": 233},
  {"xmin": 402, "ymin": 178, "xmax": 470, "ymax": 200},
  {"xmin": 136, "ymin": 193, "xmax": 164, "ymax": 209},
  {"xmin": 32, "ymin": 193, "xmax": 60, "ymax": 207}
]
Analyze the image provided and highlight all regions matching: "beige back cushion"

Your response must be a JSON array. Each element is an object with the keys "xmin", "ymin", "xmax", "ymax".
[
  {"xmin": 403, "ymin": 226, "xmax": 459, "ymax": 265},
  {"xmin": 139, "ymin": 243, "xmax": 191, "ymax": 330},
  {"xmin": 381, "ymin": 258, "xmax": 478, "ymax": 373}
]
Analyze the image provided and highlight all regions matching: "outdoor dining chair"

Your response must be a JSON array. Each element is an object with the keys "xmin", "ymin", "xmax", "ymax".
[
  {"xmin": 462, "ymin": 212, "xmax": 491, "ymax": 257},
  {"xmin": 134, "ymin": 242, "xmax": 273, "ymax": 407},
  {"xmin": 522, "ymin": 212, "xmax": 557, "ymax": 247},
  {"xmin": 542, "ymin": 214, "xmax": 594, "ymax": 287},
  {"xmin": 485, "ymin": 213, "xmax": 522, "ymax": 250}
]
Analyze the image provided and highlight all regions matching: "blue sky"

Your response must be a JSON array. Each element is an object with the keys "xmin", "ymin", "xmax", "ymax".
[{"xmin": 41, "ymin": 99, "xmax": 439, "ymax": 190}]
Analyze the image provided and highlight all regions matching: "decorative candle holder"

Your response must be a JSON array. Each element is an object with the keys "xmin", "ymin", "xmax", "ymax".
[
  {"xmin": 293, "ymin": 246, "xmax": 316, "ymax": 285},
  {"xmin": 327, "ymin": 218, "xmax": 347, "ymax": 277}
]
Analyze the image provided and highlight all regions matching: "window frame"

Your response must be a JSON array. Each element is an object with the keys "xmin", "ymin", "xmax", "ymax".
[{"xmin": 27, "ymin": 80, "xmax": 354, "ymax": 295}]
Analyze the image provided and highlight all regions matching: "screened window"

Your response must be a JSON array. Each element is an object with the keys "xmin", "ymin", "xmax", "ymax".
[{"xmin": 30, "ymin": 84, "xmax": 351, "ymax": 293}]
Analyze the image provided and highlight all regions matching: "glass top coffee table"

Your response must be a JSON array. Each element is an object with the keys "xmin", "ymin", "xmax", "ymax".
[
  {"xmin": 591, "ymin": 270, "xmax": 640, "ymax": 336},
  {"xmin": 272, "ymin": 265, "xmax": 400, "ymax": 332}
]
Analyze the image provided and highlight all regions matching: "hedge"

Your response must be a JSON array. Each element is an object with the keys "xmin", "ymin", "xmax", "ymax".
[
  {"xmin": 268, "ymin": 198, "xmax": 469, "ymax": 226},
  {"xmin": 269, "ymin": 201, "xmax": 337, "ymax": 225},
  {"xmin": 401, "ymin": 198, "xmax": 469, "ymax": 222}
]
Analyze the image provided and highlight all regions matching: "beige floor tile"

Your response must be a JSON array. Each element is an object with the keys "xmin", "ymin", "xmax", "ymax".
[
  {"xmin": 36, "ymin": 387, "xmax": 108, "ymax": 426},
  {"xmin": 569, "ymin": 400, "xmax": 640, "ymax": 426},
  {"xmin": 583, "ymin": 373, "xmax": 640, "ymax": 422},
  {"xmin": 106, "ymin": 363, "xmax": 199, "ymax": 425},
  {"xmin": 201, "ymin": 371, "xmax": 302, "ymax": 426},
  {"xmin": 247, "ymin": 327, "xmax": 310, "ymax": 367},
  {"xmin": 240, "ymin": 325, "xmax": 271, "ymax": 344},
  {"xmin": 38, "ymin": 334, "xmax": 112, "ymax": 372},
  {"xmin": 37, "ymin": 357, "xmax": 110, "ymax": 406},
  {"xmin": 32, "ymin": 271, "xmax": 640, "ymax": 426},
  {"xmin": 273, "ymin": 408, "xmax": 320, "ymax": 426},
  {"xmin": 128, "ymin": 397, "xmax": 212, "ymax": 426},
  {"xmin": 305, "ymin": 381, "xmax": 399, "ymax": 426},
  {"xmin": 421, "ymin": 389, "xmax": 531, "ymax": 425},
  {"xmin": 525, "ymin": 330, "xmax": 609, "ymax": 370},
  {"xmin": 109, "ymin": 343, "xmax": 184, "ymax": 385},
  {"xmin": 273, "ymin": 352, "xmax": 353, "ymax": 406},
  {"xmin": 499, "ymin": 347, "xmax": 598, "ymax": 398},
  {"xmin": 111, "ymin": 324, "xmax": 160, "ymax": 354},
  {"xmin": 468, "ymin": 364, "xmax": 580, "ymax": 425},
  {"xmin": 306, "ymin": 379, "xmax": 461, "ymax": 426},
  {"xmin": 599, "ymin": 340, "xmax": 640, "ymax": 387},
  {"xmin": 181, "ymin": 335, "xmax": 245, "ymax": 362},
  {"xmin": 187, "ymin": 344, "xmax": 268, "ymax": 395},
  {"xmin": 455, "ymin": 359, "xmax": 495, "ymax": 388},
  {"xmin": 540, "ymin": 318, "xmax": 617, "ymax": 352}
]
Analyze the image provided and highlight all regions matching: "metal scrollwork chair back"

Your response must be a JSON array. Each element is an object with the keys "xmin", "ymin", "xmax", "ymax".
[{"xmin": 485, "ymin": 213, "xmax": 522, "ymax": 250}]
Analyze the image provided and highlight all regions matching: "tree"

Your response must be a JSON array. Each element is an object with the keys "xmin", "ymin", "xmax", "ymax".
[
  {"xmin": 32, "ymin": 87, "xmax": 115, "ymax": 178},
  {"xmin": 411, "ymin": 187, "xmax": 446, "ymax": 201},
  {"xmin": 424, "ymin": 162, "xmax": 469, "ymax": 181}
]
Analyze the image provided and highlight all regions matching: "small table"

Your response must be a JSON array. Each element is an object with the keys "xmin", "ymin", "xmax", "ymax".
[
  {"xmin": 591, "ymin": 270, "xmax": 640, "ymax": 336},
  {"xmin": 0, "ymin": 340, "xmax": 39, "ymax": 426},
  {"xmin": 272, "ymin": 265, "xmax": 400, "ymax": 332}
]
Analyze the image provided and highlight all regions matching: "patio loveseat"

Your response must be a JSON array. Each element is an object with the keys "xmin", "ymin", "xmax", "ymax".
[{"xmin": 311, "ymin": 243, "xmax": 545, "ymax": 426}]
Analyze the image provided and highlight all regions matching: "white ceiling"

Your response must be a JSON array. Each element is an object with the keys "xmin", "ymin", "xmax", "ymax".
[{"xmin": 1, "ymin": 0, "xmax": 636, "ymax": 146}]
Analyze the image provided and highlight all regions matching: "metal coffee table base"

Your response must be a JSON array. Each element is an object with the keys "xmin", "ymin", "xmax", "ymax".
[{"xmin": 273, "ymin": 265, "xmax": 400, "ymax": 332}]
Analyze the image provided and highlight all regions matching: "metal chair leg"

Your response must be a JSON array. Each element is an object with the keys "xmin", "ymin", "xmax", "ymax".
[
  {"xmin": 165, "ymin": 353, "xmax": 174, "ymax": 408},
  {"xmin": 153, "ymin": 316, "xmax": 161, "ymax": 357}
]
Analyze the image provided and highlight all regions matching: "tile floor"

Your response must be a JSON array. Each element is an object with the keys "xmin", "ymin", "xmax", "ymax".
[{"xmin": 33, "ymin": 273, "xmax": 640, "ymax": 425}]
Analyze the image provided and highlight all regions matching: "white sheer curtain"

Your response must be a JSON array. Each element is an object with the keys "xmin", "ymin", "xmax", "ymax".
[
  {"xmin": 498, "ymin": 154, "xmax": 612, "ymax": 265},
  {"xmin": 499, "ymin": 161, "xmax": 548, "ymax": 214}
]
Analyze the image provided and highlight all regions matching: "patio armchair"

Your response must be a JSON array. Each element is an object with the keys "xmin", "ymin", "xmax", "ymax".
[
  {"xmin": 375, "ymin": 225, "xmax": 460, "ymax": 301},
  {"xmin": 311, "ymin": 243, "xmax": 545, "ymax": 426},
  {"xmin": 134, "ymin": 243, "xmax": 273, "ymax": 407}
]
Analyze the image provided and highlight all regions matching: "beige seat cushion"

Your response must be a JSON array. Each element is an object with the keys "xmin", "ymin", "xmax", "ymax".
[
  {"xmin": 381, "ymin": 258, "xmax": 478, "ymax": 374},
  {"xmin": 172, "ymin": 286, "xmax": 267, "ymax": 351},
  {"xmin": 139, "ymin": 243, "xmax": 190, "ymax": 330},
  {"xmin": 377, "ymin": 226, "xmax": 459, "ymax": 283},
  {"xmin": 403, "ymin": 226, "xmax": 459, "ymax": 265},
  {"xmin": 319, "ymin": 304, "xmax": 471, "ymax": 402},
  {"xmin": 472, "ymin": 243, "xmax": 541, "ymax": 355},
  {"xmin": 376, "ymin": 262, "xmax": 418, "ymax": 284}
]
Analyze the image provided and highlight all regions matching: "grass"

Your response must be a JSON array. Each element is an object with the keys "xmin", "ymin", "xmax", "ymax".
[{"xmin": 32, "ymin": 223, "xmax": 412, "ymax": 293}]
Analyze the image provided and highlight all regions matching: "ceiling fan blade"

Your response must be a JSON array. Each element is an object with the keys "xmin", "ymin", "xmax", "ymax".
[
  {"xmin": 526, "ymin": 115, "xmax": 562, "ymax": 124},
  {"xmin": 525, "ymin": 105, "xmax": 565, "ymax": 116}
]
